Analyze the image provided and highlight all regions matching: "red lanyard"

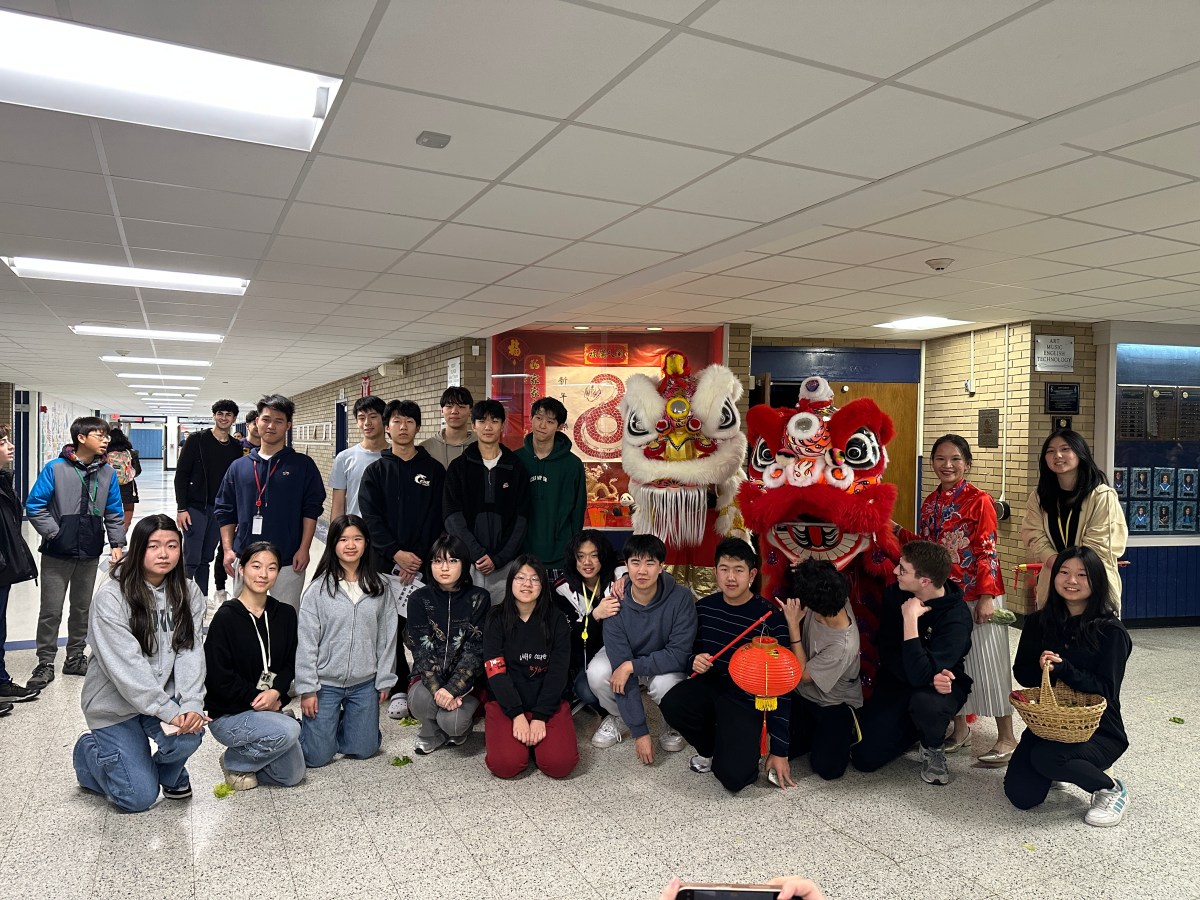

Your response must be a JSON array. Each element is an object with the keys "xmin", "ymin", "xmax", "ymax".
[{"xmin": 252, "ymin": 458, "xmax": 280, "ymax": 511}]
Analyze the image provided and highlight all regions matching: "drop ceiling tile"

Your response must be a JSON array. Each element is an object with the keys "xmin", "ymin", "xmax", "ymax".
[
  {"xmin": 950, "ymin": 285, "xmax": 1054, "ymax": 308},
  {"xmin": 364, "ymin": 273, "xmax": 477, "ymax": 299},
  {"xmin": 0, "ymin": 203, "xmax": 119, "ymax": 245},
  {"xmin": 253, "ymin": 261, "xmax": 377, "ymax": 289},
  {"xmin": 959, "ymin": 218, "xmax": 1126, "ymax": 255},
  {"xmin": 1040, "ymin": 234, "xmax": 1198, "ymax": 266},
  {"xmin": 874, "ymin": 276, "xmax": 991, "ymax": 299},
  {"xmin": 457, "ymin": 185, "xmax": 636, "ymax": 239},
  {"xmin": 580, "ymin": 34, "xmax": 870, "ymax": 152},
  {"xmin": 804, "ymin": 267, "xmax": 924, "ymax": 291},
  {"xmin": 1147, "ymin": 220, "xmax": 1200, "ymax": 247},
  {"xmin": 936, "ymin": 146, "xmax": 1092, "ymax": 196},
  {"xmin": 1109, "ymin": 249, "xmax": 1200, "ymax": 278},
  {"xmin": 439, "ymin": 300, "xmax": 536, "ymax": 319},
  {"xmin": 678, "ymin": 274, "xmax": 783, "ymax": 298},
  {"xmin": 245, "ymin": 281, "xmax": 357, "ymax": 303},
  {"xmin": 359, "ymin": 0, "xmax": 666, "ymax": 117},
  {"xmin": 862, "ymin": 244, "xmax": 1015, "ymax": 275},
  {"xmin": 540, "ymin": 242, "xmax": 677, "ymax": 274},
  {"xmin": 761, "ymin": 87, "xmax": 1022, "ymax": 178},
  {"xmin": 751, "ymin": 226, "xmax": 847, "ymax": 254},
  {"xmin": 724, "ymin": 256, "xmax": 846, "ymax": 282},
  {"xmin": 1070, "ymin": 182, "xmax": 1200, "ymax": 232},
  {"xmin": 389, "ymin": 253, "xmax": 522, "ymax": 284},
  {"xmin": 591, "ymin": 209, "xmax": 754, "ymax": 252},
  {"xmin": 593, "ymin": 0, "xmax": 706, "ymax": 21},
  {"xmin": 499, "ymin": 267, "xmax": 613, "ymax": 292},
  {"xmin": 970, "ymin": 157, "xmax": 1189, "ymax": 215},
  {"xmin": 826, "ymin": 192, "xmax": 945, "ymax": 229},
  {"xmin": 790, "ymin": 232, "xmax": 938, "ymax": 265},
  {"xmin": 321, "ymin": 83, "xmax": 556, "ymax": 179},
  {"xmin": 467, "ymin": 285, "xmax": 567, "ymax": 306},
  {"xmin": 127, "ymin": 249, "xmax": 256, "ymax": 279},
  {"xmin": 506, "ymin": 126, "xmax": 729, "ymax": 205},
  {"xmin": 696, "ymin": 298, "xmax": 793, "ymax": 317},
  {"xmin": 264, "ymin": 236, "xmax": 401, "ymax": 272},
  {"xmin": 113, "ymin": 180, "xmax": 285, "ymax": 232},
  {"xmin": 417, "ymin": 224, "xmax": 570, "ymax": 264},
  {"xmin": 1, "ymin": 235, "xmax": 127, "ymax": 265},
  {"xmin": 664, "ymin": 159, "xmax": 862, "ymax": 222},
  {"xmin": 1021, "ymin": 270, "xmax": 1147, "ymax": 294},
  {"xmin": 688, "ymin": 252, "xmax": 769, "ymax": 274},
  {"xmin": 278, "ymin": 203, "xmax": 437, "ymax": 250},
  {"xmin": 819, "ymin": 310, "xmax": 897, "ymax": 326},
  {"xmin": 692, "ymin": 0, "xmax": 1029, "ymax": 78},
  {"xmin": 0, "ymin": 161, "xmax": 113, "ymax": 214},
  {"xmin": 1109, "ymin": 123, "xmax": 1200, "ymax": 177},
  {"xmin": 1104, "ymin": 306, "xmax": 1200, "ymax": 323},
  {"xmin": 1072, "ymin": 98, "xmax": 1200, "ymax": 151},
  {"xmin": 900, "ymin": 1, "xmax": 1200, "ymax": 117},
  {"xmin": 815, "ymin": 291, "xmax": 912, "ymax": 312},
  {"xmin": 631, "ymin": 290, "xmax": 721, "ymax": 311},
  {"xmin": 98, "ymin": 122, "xmax": 305, "ymax": 198},
  {"xmin": 0, "ymin": 104, "xmax": 101, "ymax": 173},
  {"xmin": 298, "ymin": 156, "xmax": 483, "ymax": 219},
  {"xmin": 1078, "ymin": 279, "xmax": 1197, "ymax": 301},
  {"xmin": 877, "ymin": 296, "xmax": 990, "ymax": 318},
  {"xmin": 961, "ymin": 257, "xmax": 1081, "ymax": 284},
  {"xmin": 1056, "ymin": 299, "xmax": 1170, "ymax": 318},
  {"xmin": 122, "ymin": 220, "xmax": 270, "ymax": 259},
  {"xmin": 745, "ymin": 283, "xmax": 855, "ymax": 304},
  {"xmin": 873, "ymin": 199, "xmax": 1042, "ymax": 243},
  {"xmin": 349, "ymin": 292, "xmax": 451, "ymax": 312}
]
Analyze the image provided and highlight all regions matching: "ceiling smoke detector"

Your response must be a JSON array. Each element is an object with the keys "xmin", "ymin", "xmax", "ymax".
[
  {"xmin": 416, "ymin": 130, "xmax": 451, "ymax": 149},
  {"xmin": 926, "ymin": 258, "xmax": 955, "ymax": 272}
]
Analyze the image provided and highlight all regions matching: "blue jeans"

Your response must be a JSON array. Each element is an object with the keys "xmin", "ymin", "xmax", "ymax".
[
  {"xmin": 183, "ymin": 503, "xmax": 222, "ymax": 595},
  {"xmin": 73, "ymin": 715, "xmax": 202, "ymax": 812},
  {"xmin": 0, "ymin": 584, "xmax": 10, "ymax": 682},
  {"xmin": 209, "ymin": 709, "xmax": 305, "ymax": 787},
  {"xmin": 299, "ymin": 679, "xmax": 381, "ymax": 767},
  {"xmin": 574, "ymin": 669, "xmax": 599, "ymax": 708}
]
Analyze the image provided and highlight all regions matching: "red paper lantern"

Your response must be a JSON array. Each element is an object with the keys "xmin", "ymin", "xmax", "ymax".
[{"xmin": 729, "ymin": 635, "xmax": 804, "ymax": 710}]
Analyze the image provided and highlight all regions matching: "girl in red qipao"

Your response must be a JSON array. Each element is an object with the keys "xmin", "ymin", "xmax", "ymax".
[{"xmin": 900, "ymin": 435, "xmax": 1014, "ymax": 764}]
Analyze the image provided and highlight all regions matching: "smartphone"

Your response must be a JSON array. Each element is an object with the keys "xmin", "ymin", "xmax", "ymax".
[
  {"xmin": 677, "ymin": 885, "xmax": 780, "ymax": 899},
  {"xmin": 160, "ymin": 722, "xmax": 180, "ymax": 736}
]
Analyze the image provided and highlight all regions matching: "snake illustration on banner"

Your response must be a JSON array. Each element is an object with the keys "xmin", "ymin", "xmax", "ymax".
[{"xmin": 573, "ymin": 373, "xmax": 625, "ymax": 460}]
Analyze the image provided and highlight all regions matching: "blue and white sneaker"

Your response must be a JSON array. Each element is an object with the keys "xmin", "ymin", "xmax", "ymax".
[{"xmin": 1084, "ymin": 776, "xmax": 1129, "ymax": 827}]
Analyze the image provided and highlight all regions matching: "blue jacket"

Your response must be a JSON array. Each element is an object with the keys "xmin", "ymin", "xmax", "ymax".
[
  {"xmin": 214, "ymin": 446, "xmax": 326, "ymax": 560},
  {"xmin": 26, "ymin": 445, "xmax": 125, "ymax": 559}
]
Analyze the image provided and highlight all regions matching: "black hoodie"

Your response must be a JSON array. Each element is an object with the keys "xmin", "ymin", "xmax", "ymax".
[
  {"xmin": 359, "ymin": 445, "xmax": 445, "ymax": 574},
  {"xmin": 443, "ymin": 442, "xmax": 529, "ymax": 567},
  {"xmin": 876, "ymin": 579, "xmax": 973, "ymax": 693},
  {"xmin": 0, "ymin": 470, "xmax": 37, "ymax": 586},
  {"xmin": 204, "ymin": 596, "xmax": 298, "ymax": 719}
]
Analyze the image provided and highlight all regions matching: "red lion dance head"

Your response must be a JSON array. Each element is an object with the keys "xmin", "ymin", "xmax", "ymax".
[{"xmin": 739, "ymin": 376, "xmax": 899, "ymax": 694}]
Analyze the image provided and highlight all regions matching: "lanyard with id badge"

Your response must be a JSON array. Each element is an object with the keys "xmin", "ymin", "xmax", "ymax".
[
  {"xmin": 251, "ymin": 457, "xmax": 280, "ymax": 536},
  {"xmin": 252, "ymin": 608, "xmax": 275, "ymax": 691}
]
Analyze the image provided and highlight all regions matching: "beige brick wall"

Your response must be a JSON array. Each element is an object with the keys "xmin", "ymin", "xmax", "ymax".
[
  {"xmin": 727, "ymin": 323, "xmax": 752, "ymax": 421},
  {"xmin": 922, "ymin": 321, "xmax": 1097, "ymax": 613},
  {"xmin": 290, "ymin": 338, "xmax": 487, "ymax": 523}
]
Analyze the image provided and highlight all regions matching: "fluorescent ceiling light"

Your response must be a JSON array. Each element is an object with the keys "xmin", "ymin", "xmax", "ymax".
[
  {"xmin": 875, "ymin": 316, "xmax": 970, "ymax": 330},
  {"xmin": 100, "ymin": 356, "xmax": 210, "ymax": 367},
  {"xmin": 646, "ymin": 326, "xmax": 663, "ymax": 332},
  {"xmin": 5, "ymin": 256, "xmax": 246, "ymax": 295},
  {"xmin": 128, "ymin": 384, "xmax": 201, "ymax": 390},
  {"xmin": 151, "ymin": 393, "xmax": 182, "ymax": 397},
  {"xmin": 0, "ymin": 10, "xmax": 341, "ymax": 151},
  {"xmin": 117, "ymin": 373, "xmax": 204, "ymax": 381},
  {"xmin": 134, "ymin": 392, "xmax": 149, "ymax": 396},
  {"xmin": 70, "ymin": 325, "xmax": 223, "ymax": 343}
]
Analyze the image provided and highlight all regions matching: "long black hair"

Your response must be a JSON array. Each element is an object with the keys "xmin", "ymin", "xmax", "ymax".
[
  {"xmin": 106, "ymin": 427, "xmax": 133, "ymax": 452},
  {"xmin": 114, "ymin": 514, "xmax": 195, "ymax": 656},
  {"xmin": 562, "ymin": 529, "xmax": 619, "ymax": 594},
  {"xmin": 495, "ymin": 555, "xmax": 556, "ymax": 642},
  {"xmin": 315, "ymin": 514, "xmax": 385, "ymax": 597},
  {"xmin": 1036, "ymin": 429, "xmax": 1107, "ymax": 515},
  {"xmin": 1040, "ymin": 545, "xmax": 1117, "ymax": 651},
  {"xmin": 424, "ymin": 533, "xmax": 473, "ymax": 592}
]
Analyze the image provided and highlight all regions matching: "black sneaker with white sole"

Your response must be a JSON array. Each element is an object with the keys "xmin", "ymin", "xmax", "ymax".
[
  {"xmin": 0, "ymin": 680, "xmax": 40, "ymax": 702},
  {"xmin": 0, "ymin": 702, "xmax": 12, "ymax": 717},
  {"xmin": 62, "ymin": 655, "xmax": 89, "ymax": 676},
  {"xmin": 161, "ymin": 782, "xmax": 193, "ymax": 800},
  {"xmin": 27, "ymin": 663, "xmax": 55, "ymax": 690}
]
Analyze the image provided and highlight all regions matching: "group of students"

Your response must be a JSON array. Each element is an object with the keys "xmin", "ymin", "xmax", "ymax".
[{"xmin": 0, "ymin": 399, "xmax": 1132, "ymax": 829}]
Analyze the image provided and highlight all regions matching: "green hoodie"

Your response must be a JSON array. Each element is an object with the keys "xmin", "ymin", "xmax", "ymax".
[{"xmin": 515, "ymin": 431, "xmax": 586, "ymax": 568}]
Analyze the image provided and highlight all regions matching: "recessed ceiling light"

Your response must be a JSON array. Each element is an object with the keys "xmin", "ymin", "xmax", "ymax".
[
  {"xmin": 128, "ymin": 384, "xmax": 202, "ymax": 390},
  {"xmin": 875, "ymin": 316, "xmax": 970, "ymax": 330},
  {"xmin": 5, "ymin": 257, "xmax": 246, "ymax": 294},
  {"xmin": 0, "ymin": 10, "xmax": 341, "ymax": 151},
  {"xmin": 573, "ymin": 325, "xmax": 590, "ymax": 331},
  {"xmin": 70, "ymin": 325, "xmax": 223, "ymax": 343},
  {"xmin": 100, "ymin": 356, "xmax": 211, "ymax": 367},
  {"xmin": 646, "ymin": 326, "xmax": 664, "ymax": 332},
  {"xmin": 118, "ymin": 373, "xmax": 204, "ymax": 381}
]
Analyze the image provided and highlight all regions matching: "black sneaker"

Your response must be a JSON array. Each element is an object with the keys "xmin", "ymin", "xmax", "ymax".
[
  {"xmin": 27, "ymin": 663, "xmax": 55, "ymax": 690},
  {"xmin": 62, "ymin": 655, "xmax": 89, "ymax": 676},
  {"xmin": 0, "ymin": 702, "xmax": 12, "ymax": 717},
  {"xmin": 0, "ymin": 681, "xmax": 40, "ymax": 702},
  {"xmin": 161, "ymin": 782, "xmax": 192, "ymax": 800}
]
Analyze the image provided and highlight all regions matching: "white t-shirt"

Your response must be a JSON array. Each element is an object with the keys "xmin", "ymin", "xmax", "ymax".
[
  {"xmin": 344, "ymin": 581, "xmax": 364, "ymax": 605},
  {"xmin": 482, "ymin": 454, "xmax": 500, "ymax": 471},
  {"xmin": 330, "ymin": 444, "xmax": 383, "ymax": 516}
]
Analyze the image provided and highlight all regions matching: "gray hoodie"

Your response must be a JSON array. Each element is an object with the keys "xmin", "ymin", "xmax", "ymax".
[
  {"xmin": 419, "ymin": 428, "xmax": 476, "ymax": 470},
  {"xmin": 81, "ymin": 578, "xmax": 207, "ymax": 730},
  {"xmin": 294, "ymin": 576, "xmax": 399, "ymax": 695}
]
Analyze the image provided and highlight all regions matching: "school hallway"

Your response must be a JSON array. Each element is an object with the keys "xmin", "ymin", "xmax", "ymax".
[{"xmin": 0, "ymin": 460, "xmax": 1196, "ymax": 900}]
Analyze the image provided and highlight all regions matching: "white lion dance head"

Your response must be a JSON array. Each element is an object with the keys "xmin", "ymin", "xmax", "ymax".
[{"xmin": 620, "ymin": 351, "xmax": 747, "ymax": 547}]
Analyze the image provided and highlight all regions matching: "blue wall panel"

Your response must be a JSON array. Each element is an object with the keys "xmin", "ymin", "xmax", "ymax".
[
  {"xmin": 130, "ymin": 427, "xmax": 164, "ymax": 460},
  {"xmin": 1119, "ymin": 545, "xmax": 1200, "ymax": 619},
  {"xmin": 751, "ymin": 346, "xmax": 921, "ymax": 384}
]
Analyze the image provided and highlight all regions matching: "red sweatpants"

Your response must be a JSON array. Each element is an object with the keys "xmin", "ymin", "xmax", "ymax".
[{"xmin": 484, "ymin": 700, "xmax": 579, "ymax": 779}]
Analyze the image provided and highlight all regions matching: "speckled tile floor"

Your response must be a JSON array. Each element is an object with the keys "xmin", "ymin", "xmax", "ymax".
[{"xmin": 1, "ymin": 462, "xmax": 1195, "ymax": 899}]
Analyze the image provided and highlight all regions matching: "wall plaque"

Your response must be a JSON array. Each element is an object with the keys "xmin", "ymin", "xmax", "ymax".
[
  {"xmin": 1179, "ymin": 387, "xmax": 1200, "ymax": 441},
  {"xmin": 1044, "ymin": 382, "xmax": 1081, "ymax": 415},
  {"xmin": 1117, "ymin": 385, "xmax": 1147, "ymax": 440},
  {"xmin": 977, "ymin": 408, "xmax": 1000, "ymax": 448},
  {"xmin": 1035, "ymin": 335, "xmax": 1075, "ymax": 373},
  {"xmin": 1149, "ymin": 385, "xmax": 1179, "ymax": 440}
]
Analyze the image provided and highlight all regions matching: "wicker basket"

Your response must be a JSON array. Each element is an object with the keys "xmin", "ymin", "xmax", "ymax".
[{"xmin": 1011, "ymin": 664, "xmax": 1107, "ymax": 743}]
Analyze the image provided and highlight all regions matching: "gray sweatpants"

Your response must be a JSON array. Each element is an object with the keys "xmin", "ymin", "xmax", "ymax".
[
  {"xmin": 37, "ymin": 555, "xmax": 99, "ymax": 664},
  {"xmin": 471, "ymin": 560, "xmax": 514, "ymax": 606},
  {"xmin": 407, "ymin": 681, "xmax": 479, "ymax": 742}
]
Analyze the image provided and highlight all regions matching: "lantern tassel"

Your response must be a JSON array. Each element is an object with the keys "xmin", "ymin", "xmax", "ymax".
[{"xmin": 759, "ymin": 717, "xmax": 768, "ymax": 756}]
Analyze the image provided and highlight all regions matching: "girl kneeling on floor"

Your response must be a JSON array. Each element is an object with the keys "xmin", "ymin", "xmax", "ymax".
[
  {"xmin": 205, "ymin": 540, "xmax": 304, "ymax": 790},
  {"xmin": 406, "ymin": 534, "xmax": 491, "ymax": 755},
  {"xmin": 73, "ymin": 514, "xmax": 207, "ymax": 812},
  {"xmin": 296, "ymin": 515, "xmax": 398, "ymax": 767},
  {"xmin": 483, "ymin": 555, "xmax": 578, "ymax": 779},
  {"xmin": 1004, "ymin": 545, "xmax": 1132, "ymax": 827}
]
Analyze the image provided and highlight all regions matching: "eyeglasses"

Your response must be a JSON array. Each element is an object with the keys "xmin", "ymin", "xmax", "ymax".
[
  {"xmin": 433, "ymin": 558, "xmax": 460, "ymax": 566},
  {"xmin": 512, "ymin": 574, "xmax": 541, "ymax": 585}
]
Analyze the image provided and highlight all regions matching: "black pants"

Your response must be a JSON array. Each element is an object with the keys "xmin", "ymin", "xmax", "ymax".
[
  {"xmin": 789, "ymin": 695, "xmax": 855, "ymax": 780},
  {"xmin": 851, "ymin": 679, "xmax": 966, "ymax": 772},
  {"xmin": 391, "ymin": 615, "xmax": 410, "ymax": 697},
  {"xmin": 660, "ymin": 675, "xmax": 763, "ymax": 794},
  {"xmin": 1004, "ymin": 731, "xmax": 1120, "ymax": 810}
]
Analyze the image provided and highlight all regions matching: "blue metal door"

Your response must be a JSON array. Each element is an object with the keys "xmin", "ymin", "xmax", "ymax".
[{"xmin": 130, "ymin": 426, "xmax": 165, "ymax": 459}]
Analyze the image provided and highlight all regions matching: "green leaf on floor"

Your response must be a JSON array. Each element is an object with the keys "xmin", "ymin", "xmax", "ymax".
[
  {"xmin": 399, "ymin": 716, "xmax": 420, "ymax": 726},
  {"xmin": 391, "ymin": 755, "xmax": 413, "ymax": 767},
  {"xmin": 1169, "ymin": 716, "xmax": 1185, "ymax": 724},
  {"xmin": 213, "ymin": 782, "xmax": 235, "ymax": 798},
  {"xmin": 1023, "ymin": 843, "xmax": 1036, "ymax": 852}
]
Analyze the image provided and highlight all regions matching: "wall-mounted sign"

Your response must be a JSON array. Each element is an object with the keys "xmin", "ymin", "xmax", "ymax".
[
  {"xmin": 447, "ymin": 356, "xmax": 461, "ymax": 387},
  {"xmin": 978, "ymin": 408, "xmax": 1000, "ymax": 448},
  {"xmin": 1035, "ymin": 335, "xmax": 1075, "ymax": 373},
  {"xmin": 1044, "ymin": 382, "xmax": 1081, "ymax": 415}
]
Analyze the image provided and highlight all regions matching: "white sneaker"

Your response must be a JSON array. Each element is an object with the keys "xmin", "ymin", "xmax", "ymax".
[
  {"xmin": 388, "ymin": 693, "xmax": 410, "ymax": 720},
  {"xmin": 659, "ymin": 728, "xmax": 686, "ymax": 752},
  {"xmin": 214, "ymin": 590, "xmax": 229, "ymax": 604},
  {"xmin": 1084, "ymin": 777, "xmax": 1129, "ymax": 827},
  {"xmin": 219, "ymin": 752, "xmax": 258, "ymax": 791},
  {"xmin": 689, "ymin": 754, "xmax": 713, "ymax": 774},
  {"xmin": 591, "ymin": 715, "xmax": 627, "ymax": 748}
]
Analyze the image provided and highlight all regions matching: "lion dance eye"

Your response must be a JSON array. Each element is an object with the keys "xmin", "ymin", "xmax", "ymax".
[
  {"xmin": 843, "ymin": 428, "xmax": 882, "ymax": 469},
  {"xmin": 752, "ymin": 438, "xmax": 776, "ymax": 472}
]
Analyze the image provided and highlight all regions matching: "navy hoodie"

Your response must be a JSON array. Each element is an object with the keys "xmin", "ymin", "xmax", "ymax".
[{"xmin": 214, "ymin": 446, "xmax": 326, "ymax": 560}]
